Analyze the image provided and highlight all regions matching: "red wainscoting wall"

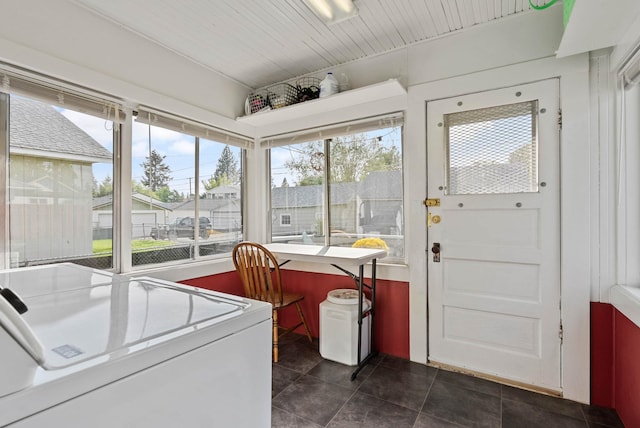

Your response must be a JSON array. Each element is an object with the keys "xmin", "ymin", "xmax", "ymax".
[
  {"xmin": 590, "ymin": 302, "xmax": 640, "ymax": 428},
  {"xmin": 181, "ymin": 270, "xmax": 410, "ymax": 359},
  {"xmin": 590, "ymin": 302, "xmax": 614, "ymax": 408}
]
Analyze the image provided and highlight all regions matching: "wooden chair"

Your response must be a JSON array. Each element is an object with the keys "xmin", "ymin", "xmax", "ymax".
[{"xmin": 232, "ymin": 242, "xmax": 312, "ymax": 362}]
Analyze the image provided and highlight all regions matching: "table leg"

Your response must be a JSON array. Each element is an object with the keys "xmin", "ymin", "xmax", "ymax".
[{"xmin": 350, "ymin": 259, "xmax": 378, "ymax": 381}]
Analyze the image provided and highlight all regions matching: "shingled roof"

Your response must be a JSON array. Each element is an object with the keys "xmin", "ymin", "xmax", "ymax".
[
  {"xmin": 93, "ymin": 193, "xmax": 175, "ymax": 210},
  {"xmin": 172, "ymin": 197, "xmax": 240, "ymax": 211},
  {"xmin": 9, "ymin": 96, "xmax": 112, "ymax": 162},
  {"xmin": 271, "ymin": 182, "xmax": 356, "ymax": 209}
]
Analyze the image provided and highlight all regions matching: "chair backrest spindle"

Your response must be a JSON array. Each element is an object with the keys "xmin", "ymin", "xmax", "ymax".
[{"xmin": 232, "ymin": 242, "xmax": 284, "ymax": 305}]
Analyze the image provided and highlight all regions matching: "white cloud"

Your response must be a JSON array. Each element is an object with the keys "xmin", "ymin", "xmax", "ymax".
[
  {"xmin": 59, "ymin": 108, "xmax": 114, "ymax": 151},
  {"xmin": 169, "ymin": 138, "xmax": 195, "ymax": 155}
]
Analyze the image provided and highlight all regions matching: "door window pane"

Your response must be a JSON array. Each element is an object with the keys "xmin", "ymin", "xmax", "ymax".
[{"xmin": 445, "ymin": 101, "xmax": 538, "ymax": 195}]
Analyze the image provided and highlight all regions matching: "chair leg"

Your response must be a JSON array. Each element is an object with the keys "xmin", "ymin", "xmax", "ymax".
[
  {"xmin": 295, "ymin": 302, "xmax": 313, "ymax": 343},
  {"xmin": 272, "ymin": 309, "xmax": 279, "ymax": 362}
]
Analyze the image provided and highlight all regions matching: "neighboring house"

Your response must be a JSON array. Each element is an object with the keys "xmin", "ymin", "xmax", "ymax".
[
  {"xmin": 93, "ymin": 190, "xmax": 242, "ymax": 239},
  {"xmin": 271, "ymin": 182, "xmax": 357, "ymax": 237},
  {"xmin": 204, "ymin": 185, "xmax": 239, "ymax": 200},
  {"xmin": 357, "ymin": 170, "xmax": 403, "ymax": 236},
  {"xmin": 271, "ymin": 171, "xmax": 403, "ymax": 239},
  {"xmin": 92, "ymin": 193, "xmax": 174, "ymax": 239},
  {"xmin": 9, "ymin": 96, "xmax": 111, "ymax": 264}
]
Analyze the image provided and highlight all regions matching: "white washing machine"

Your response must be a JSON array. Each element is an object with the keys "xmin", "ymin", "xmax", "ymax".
[{"xmin": 0, "ymin": 263, "xmax": 272, "ymax": 428}]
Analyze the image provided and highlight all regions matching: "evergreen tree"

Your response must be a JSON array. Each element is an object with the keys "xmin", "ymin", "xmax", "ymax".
[
  {"xmin": 214, "ymin": 145, "xmax": 239, "ymax": 184},
  {"xmin": 141, "ymin": 149, "xmax": 172, "ymax": 191},
  {"xmin": 281, "ymin": 177, "xmax": 289, "ymax": 187},
  {"xmin": 93, "ymin": 175, "xmax": 113, "ymax": 197}
]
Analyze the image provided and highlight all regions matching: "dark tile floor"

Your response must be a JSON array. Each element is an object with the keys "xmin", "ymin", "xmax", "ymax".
[{"xmin": 271, "ymin": 334, "xmax": 624, "ymax": 428}]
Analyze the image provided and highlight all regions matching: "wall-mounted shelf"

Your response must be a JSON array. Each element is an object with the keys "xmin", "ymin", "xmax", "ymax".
[{"xmin": 236, "ymin": 79, "xmax": 406, "ymax": 128}]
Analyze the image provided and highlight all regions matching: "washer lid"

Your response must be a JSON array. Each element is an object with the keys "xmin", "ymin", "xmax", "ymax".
[
  {"xmin": 0, "ymin": 263, "xmax": 117, "ymax": 299},
  {"xmin": 20, "ymin": 276, "xmax": 249, "ymax": 369}
]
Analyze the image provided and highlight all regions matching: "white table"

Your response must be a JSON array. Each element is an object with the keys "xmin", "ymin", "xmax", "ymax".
[{"xmin": 263, "ymin": 243, "xmax": 386, "ymax": 380}]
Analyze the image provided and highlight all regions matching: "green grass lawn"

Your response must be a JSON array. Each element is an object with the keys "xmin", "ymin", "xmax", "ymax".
[{"xmin": 93, "ymin": 239, "xmax": 175, "ymax": 254}]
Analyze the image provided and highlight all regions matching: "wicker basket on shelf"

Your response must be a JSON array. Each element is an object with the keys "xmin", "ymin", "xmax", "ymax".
[
  {"xmin": 245, "ymin": 83, "xmax": 299, "ymax": 115},
  {"xmin": 244, "ymin": 77, "xmax": 322, "ymax": 115},
  {"xmin": 294, "ymin": 77, "xmax": 321, "ymax": 103},
  {"xmin": 266, "ymin": 83, "xmax": 299, "ymax": 108}
]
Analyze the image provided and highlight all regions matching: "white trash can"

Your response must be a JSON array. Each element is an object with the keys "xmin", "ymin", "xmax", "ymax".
[{"xmin": 319, "ymin": 289, "xmax": 370, "ymax": 366}]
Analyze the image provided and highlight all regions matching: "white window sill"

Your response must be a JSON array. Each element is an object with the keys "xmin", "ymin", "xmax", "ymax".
[
  {"xmin": 121, "ymin": 257, "xmax": 409, "ymax": 283},
  {"xmin": 122, "ymin": 257, "xmax": 236, "ymax": 283},
  {"xmin": 610, "ymin": 284, "xmax": 640, "ymax": 328}
]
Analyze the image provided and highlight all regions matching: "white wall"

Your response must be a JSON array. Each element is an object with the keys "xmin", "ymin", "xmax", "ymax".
[
  {"xmin": 575, "ymin": 16, "xmax": 640, "ymax": 305},
  {"xmin": 0, "ymin": 0, "xmax": 252, "ymax": 136},
  {"xmin": 588, "ymin": 51, "xmax": 617, "ymax": 303}
]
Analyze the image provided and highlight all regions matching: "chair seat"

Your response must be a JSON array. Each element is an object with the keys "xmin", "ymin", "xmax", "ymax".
[{"xmin": 268, "ymin": 291, "xmax": 304, "ymax": 309}]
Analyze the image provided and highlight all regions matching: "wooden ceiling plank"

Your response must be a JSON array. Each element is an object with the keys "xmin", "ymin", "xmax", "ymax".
[
  {"xmin": 442, "ymin": 0, "xmax": 463, "ymax": 30},
  {"xmin": 358, "ymin": 0, "xmax": 406, "ymax": 49},
  {"xmin": 413, "ymin": 0, "xmax": 440, "ymax": 38},
  {"xmin": 425, "ymin": 0, "xmax": 453, "ymax": 34},
  {"xmin": 74, "ymin": 0, "xmax": 544, "ymax": 89}
]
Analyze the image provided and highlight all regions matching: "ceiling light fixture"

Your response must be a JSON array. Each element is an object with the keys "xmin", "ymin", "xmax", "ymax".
[{"xmin": 302, "ymin": 0, "xmax": 358, "ymax": 24}]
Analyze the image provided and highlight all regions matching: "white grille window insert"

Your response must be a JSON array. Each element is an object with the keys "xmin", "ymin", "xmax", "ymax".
[{"xmin": 445, "ymin": 101, "xmax": 538, "ymax": 195}]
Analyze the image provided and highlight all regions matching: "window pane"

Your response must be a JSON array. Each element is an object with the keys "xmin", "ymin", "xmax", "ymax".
[
  {"xmin": 198, "ymin": 140, "xmax": 243, "ymax": 256},
  {"xmin": 132, "ymin": 121, "xmax": 196, "ymax": 267},
  {"xmin": 8, "ymin": 96, "xmax": 114, "ymax": 269},
  {"xmin": 131, "ymin": 122, "xmax": 244, "ymax": 267},
  {"xmin": 445, "ymin": 101, "xmax": 538, "ymax": 195},
  {"xmin": 270, "ymin": 142, "xmax": 325, "ymax": 244},
  {"xmin": 329, "ymin": 128, "xmax": 403, "ymax": 259},
  {"xmin": 269, "ymin": 125, "xmax": 404, "ymax": 262}
]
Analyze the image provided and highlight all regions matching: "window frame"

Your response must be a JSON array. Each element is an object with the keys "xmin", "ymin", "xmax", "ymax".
[
  {"xmin": 267, "ymin": 119, "xmax": 405, "ymax": 263},
  {"xmin": 127, "ymin": 119, "xmax": 248, "ymax": 271},
  {"xmin": 2, "ymin": 94, "xmax": 119, "ymax": 270},
  {"xmin": 0, "ymin": 67, "xmax": 251, "ymax": 273}
]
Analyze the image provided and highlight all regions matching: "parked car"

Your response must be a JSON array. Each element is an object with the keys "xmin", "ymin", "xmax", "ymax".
[{"xmin": 150, "ymin": 217, "xmax": 212, "ymax": 240}]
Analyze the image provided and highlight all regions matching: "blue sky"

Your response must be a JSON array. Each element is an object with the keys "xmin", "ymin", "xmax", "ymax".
[
  {"xmin": 60, "ymin": 107, "xmax": 528, "ymax": 195},
  {"xmin": 60, "ymin": 109, "xmax": 235, "ymax": 196}
]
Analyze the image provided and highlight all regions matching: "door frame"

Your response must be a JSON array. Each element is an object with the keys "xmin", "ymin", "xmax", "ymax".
[{"xmin": 404, "ymin": 55, "xmax": 591, "ymax": 403}]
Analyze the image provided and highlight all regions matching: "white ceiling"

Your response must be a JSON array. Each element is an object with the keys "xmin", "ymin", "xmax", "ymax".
[{"xmin": 73, "ymin": 0, "xmax": 551, "ymax": 89}]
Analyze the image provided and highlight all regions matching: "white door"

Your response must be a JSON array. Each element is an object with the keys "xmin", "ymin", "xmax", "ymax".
[{"xmin": 426, "ymin": 79, "xmax": 561, "ymax": 391}]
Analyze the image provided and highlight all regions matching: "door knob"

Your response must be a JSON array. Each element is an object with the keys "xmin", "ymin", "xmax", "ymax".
[{"xmin": 431, "ymin": 242, "xmax": 440, "ymax": 262}]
